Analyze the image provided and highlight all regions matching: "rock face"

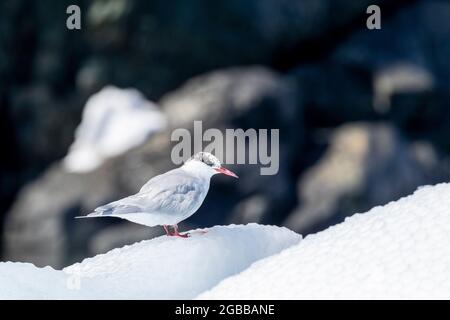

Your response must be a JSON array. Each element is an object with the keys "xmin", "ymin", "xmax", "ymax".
[
  {"xmin": 290, "ymin": 1, "xmax": 450, "ymax": 139},
  {"xmin": 81, "ymin": 0, "xmax": 382, "ymax": 98},
  {"xmin": 3, "ymin": 67, "xmax": 300, "ymax": 268},
  {"xmin": 331, "ymin": 1, "xmax": 450, "ymax": 144},
  {"xmin": 284, "ymin": 123, "xmax": 448, "ymax": 235}
]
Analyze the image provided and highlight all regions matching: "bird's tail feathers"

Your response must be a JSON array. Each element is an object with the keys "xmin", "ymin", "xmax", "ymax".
[
  {"xmin": 74, "ymin": 212, "xmax": 102, "ymax": 219},
  {"xmin": 75, "ymin": 203, "xmax": 141, "ymax": 219}
]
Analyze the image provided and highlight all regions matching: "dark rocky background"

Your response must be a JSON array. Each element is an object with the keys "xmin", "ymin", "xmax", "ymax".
[{"xmin": 1, "ymin": 0, "xmax": 450, "ymax": 268}]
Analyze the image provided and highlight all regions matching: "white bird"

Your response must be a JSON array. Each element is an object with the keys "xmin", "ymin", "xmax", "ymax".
[{"xmin": 76, "ymin": 152, "xmax": 238, "ymax": 237}]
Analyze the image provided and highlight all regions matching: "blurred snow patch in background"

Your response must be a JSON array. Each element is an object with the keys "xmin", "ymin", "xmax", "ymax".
[{"xmin": 63, "ymin": 86, "xmax": 167, "ymax": 173}]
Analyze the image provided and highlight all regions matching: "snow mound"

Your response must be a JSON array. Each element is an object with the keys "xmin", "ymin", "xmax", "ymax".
[
  {"xmin": 64, "ymin": 86, "xmax": 167, "ymax": 173},
  {"xmin": 0, "ymin": 263, "xmax": 71, "ymax": 299},
  {"xmin": 199, "ymin": 184, "xmax": 450, "ymax": 299},
  {"xmin": 0, "ymin": 224, "xmax": 300, "ymax": 299}
]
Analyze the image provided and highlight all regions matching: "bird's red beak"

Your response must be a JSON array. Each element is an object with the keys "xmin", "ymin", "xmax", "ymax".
[{"xmin": 214, "ymin": 167, "xmax": 239, "ymax": 178}]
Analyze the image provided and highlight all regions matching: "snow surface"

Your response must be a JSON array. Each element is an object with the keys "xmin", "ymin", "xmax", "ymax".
[
  {"xmin": 0, "ymin": 224, "xmax": 300, "ymax": 299},
  {"xmin": 199, "ymin": 183, "xmax": 450, "ymax": 299},
  {"xmin": 63, "ymin": 86, "xmax": 167, "ymax": 173},
  {"xmin": 3, "ymin": 183, "xmax": 450, "ymax": 299}
]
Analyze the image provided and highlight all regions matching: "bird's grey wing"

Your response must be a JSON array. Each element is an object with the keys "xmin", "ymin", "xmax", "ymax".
[
  {"xmin": 84, "ymin": 168, "xmax": 207, "ymax": 218},
  {"xmin": 138, "ymin": 167, "xmax": 182, "ymax": 193},
  {"xmin": 139, "ymin": 169, "xmax": 208, "ymax": 215},
  {"xmin": 82, "ymin": 193, "xmax": 149, "ymax": 217},
  {"xmin": 147, "ymin": 177, "xmax": 207, "ymax": 216}
]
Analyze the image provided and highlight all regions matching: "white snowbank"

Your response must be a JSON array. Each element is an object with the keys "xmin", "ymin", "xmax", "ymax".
[
  {"xmin": 64, "ymin": 86, "xmax": 167, "ymax": 173},
  {"xmin": 0, "ymin": 224, "xmax": 300, "ymax": 299},
  {"xmin": 4, "ymin": 183, "xmax": 450, "ymax": 300},
  {"xmin": 0, "ymin": 263, "xmax": 71, "ymax": 299},
  {"xmin": 199, "ymin": 184, "xmax": 450, "ymax": 299}
]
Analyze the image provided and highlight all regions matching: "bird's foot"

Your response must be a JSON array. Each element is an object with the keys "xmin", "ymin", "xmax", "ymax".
[
  {"xmin": 167, "ymin": 224, "xmax": 190, "ymax": 238},
  {"xmin": 163, "ymin": 225, "xmax": 172, "ymax": 236},
  {"xmin": 172, "ymin": 232, "xmax": 190, "ymax": 238}
]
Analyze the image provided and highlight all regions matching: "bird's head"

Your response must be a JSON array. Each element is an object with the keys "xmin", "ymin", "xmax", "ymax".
[{"xmin": 183, "ymin": 152, "xmax": 238, "ymax": 179}]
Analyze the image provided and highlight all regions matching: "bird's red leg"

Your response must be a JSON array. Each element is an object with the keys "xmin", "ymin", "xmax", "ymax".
[
  {"xmin": 172, "ymin": 224, "xmax": 190, "ymax": 238},
  {"xmin": 163, "ymin": 225, "xmax": 172, "ymax": 236}
]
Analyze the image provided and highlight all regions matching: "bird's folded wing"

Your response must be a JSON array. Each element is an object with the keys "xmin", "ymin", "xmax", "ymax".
[{"xmin": 88, "ymin": 171, "xmax": 205, "ymax": 217}]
